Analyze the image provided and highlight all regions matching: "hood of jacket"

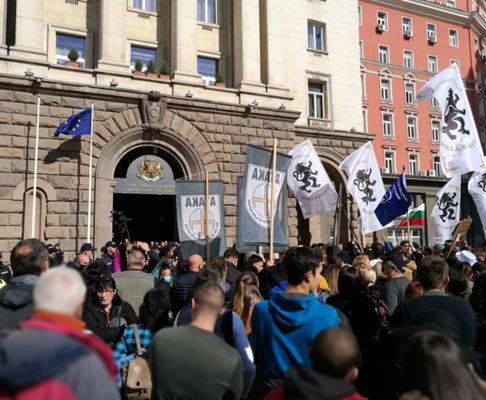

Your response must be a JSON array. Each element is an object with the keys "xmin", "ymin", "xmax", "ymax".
[
  {"xmin": 268, "ymin": 292, "xmax": 321, "ymax": 332},
  {"xmin": 284, "ymin": 364, "xmax": 363, "ymax": 400},
  {"xmin": 0, "ymin": 275, "xmax": 37, "ymax": 310},
  {"xmin": 0, "ymin": 317, "xmax": 117, "ymax": 388}
]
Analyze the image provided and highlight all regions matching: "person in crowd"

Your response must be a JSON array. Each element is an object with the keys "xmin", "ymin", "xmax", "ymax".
[
  {"xmin": 171, "ymin": 254, "xmax": 203, "ymax": 314},
  {"xmin": 224, "ymin": 247, "xmax": 241, "ymax": 300},
  {"xmin": 324, "ymin": 256, "xmax": 345, "ymax": 295},
  {"xmin": 80, "ymin": 243, "xmax": 96, "ymax": 261},
  {"xmin": 472, "ymin": 261, "xmax": 486, "ymax": 281},
  {"xmin": 95, "ymin": 241, "xmax": 118, "ymax": 274},
  {"xmin": 403, "ymin": 281, "xmax": 424, "ymax": 301},
  {"xmin": 352, "ymin": 254, "xmax": 370, "ymax": 272},
  {"xmin": 265, "ymin": 328, "xmax": 367, "ymax": 400},
  {"xmin": 175, "ymin": 266, "xmax": 256, "ymax": 398},
  {"xmin": 150, "ymin": 282, "xmax": 243, "ymax": 400},
  {"xmin": 251, "ymin": 246, "xmax": 340, "ymax": 392},
  {"xmin": 400, "ymin": 331, "xmax": 486, "ymax": 400},
  {"xmin": 469, "ymin": 271, "xmax": 486, "ymax": 372},
  {"xmin": 382, "ymin": 254, "xmax": 410, "ymax": 315},
  {"xmin": 83, "ymin": 276, "xmax": 137, "ymax": 347},
  {"xmin": 327, "ymin": 266, "xmax": 387, "ymax": 398},
  {"xmin": 447, "ymin": 268, "xmax": 469, "ymax": 299},
  {"xmin": 0, "ymin": 239, "xmax": 49, "ymax": 330},
  {"xmin": 112, "ymin": 250, "xmax": 155, "ymax": 316},
  {"xmin": 71, "ymin": 252, "xmax": 91, "ymax": 275},
  {"xmin": 391, "ymin": 256, "xmax": 477, "ymax": 348},
  {"xmin": 370, "ymin": 242, "xmax": 385, "ymax": 275},
  {"xmin": 0, "ymin": 267, "xmax": 120, "ymax": 400},
  {"xmin": 231, "ymin": 271, "xmax": 262, "ymax": 335},
  {"xmin": 0, "ymin": 251, "xmax": 12, "ymax": 286},
  {"xmin": 452, "ymin": 261, "xmax": 474, "ymax": 296},
  {"xmin": 46, "ymin": 243, "xmax": 64, "ymax": 267}
]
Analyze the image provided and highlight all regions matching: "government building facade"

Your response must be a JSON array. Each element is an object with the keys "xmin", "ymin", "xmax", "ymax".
[{"xmin": 0, "ymin": 0, "xmax": 367, "ymax": 256}]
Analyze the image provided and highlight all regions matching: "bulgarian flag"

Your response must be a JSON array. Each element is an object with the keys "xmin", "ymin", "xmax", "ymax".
[{"xmin": 398, "ymin": 204, "xmax": 425, "ymax": 227}]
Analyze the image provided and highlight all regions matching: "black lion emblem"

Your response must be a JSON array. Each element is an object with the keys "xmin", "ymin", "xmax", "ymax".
[
  {"xmin": 437, "ymin": 192, "xmax": 458, "ymax": 222},
  {"xmin": 442, "ymin": 88, "xmax": 470, "ymax": 140},
  {"xmin": 353, "ymin": 169, "xmax": 376, "ymax": 205},
  {"xmin": 293, "ymin": 161, "xmax": 320, "ymax": 193},
  {"xmin": 478, "ymin": 173, "xmax": 486, "ymax": 193}
]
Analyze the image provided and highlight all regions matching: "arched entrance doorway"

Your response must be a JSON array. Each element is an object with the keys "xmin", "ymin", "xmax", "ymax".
[{"xmin": 112, "ymin": 145, "xmax": 185, "ymax": 242}]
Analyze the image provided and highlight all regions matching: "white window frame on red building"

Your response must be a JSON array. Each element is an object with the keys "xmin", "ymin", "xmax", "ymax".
[
  {"xmin": 406, "ymin": 115, "xmax": 418, "ymax": 141},
  {"xmin": 408, "ymin": 151, "xmax": 419, "ymax": 175},
  {"xmin": 380, "ymin": 78, "xmax": 392, "ymax": 102},
  {"xmin": 384, "ymin": 149, "xmax": 396, "ymax": 174},
  {"xmin": 405, "ymin": 82, "xmax": 416, "ymax": 105},
  {"xmin": 377, "ymin": 11, "xmax": 388, "ymax": 30},
  {"xmin": 431, "ymin": 119, "xmax": 440, "ymax": 143},
  {"xmin": 449, "ymin": 29, "xmax": 458, "ymax": 47},
  {"xmin": 382, "ymin": 111, "xmax": 394, "ymax": 138},
  {"xmin": 379, "ymin": 45, "xmax": 389, "ymax": 64},
  {"xmin": 403, "ymin": 50, "xmax": 413, "ymax": 68},
  {"xmin": 402, "ymin": 17, "xmax": 412, "ymax": 35},
  {"xmin": 428, "ymin": 55, "xmax": 438, "ymax": 73}
]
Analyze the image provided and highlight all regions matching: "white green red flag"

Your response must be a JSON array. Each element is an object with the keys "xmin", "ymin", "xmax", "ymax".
[{"xmin": 398, "ymin": 204, "xmax": 425, "ymax": 228}]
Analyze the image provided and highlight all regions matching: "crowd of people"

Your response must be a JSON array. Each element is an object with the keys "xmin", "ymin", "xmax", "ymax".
[{"xmin": 0, "ymin": 236, "xmax": 485, "ymax": 400}]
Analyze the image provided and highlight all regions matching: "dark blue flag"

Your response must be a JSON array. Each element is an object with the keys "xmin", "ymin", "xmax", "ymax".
[
  {"xmin": 54, "ymin": 108, "xmax": 91, "ymax": 137},
  {"xmin": 374, "ymin": 170, "xmax": 412, "ymax": 227}
]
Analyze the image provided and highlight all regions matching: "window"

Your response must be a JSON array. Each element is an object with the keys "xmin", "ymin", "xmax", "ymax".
[
  {"xmin": 433, "ymin": 155, "xmax": 442, "ymax": 177},
  {"xmin": 430, "ymin": 98, "xmax": 440, "ymax": 109},
  {"xmin": 131, "ymin": 0, "xmax": 155, "ymax": 12},
  {"xmin": 130, "ymin": 46, "xmax": 156, "ymax": 71},
  {"xmin": 449, "ymin": 29, "xmax": 458, "ymax": 47},
  {"xmin": 380, "ymin": 78, "xmax": 391, "ymax": 102},
  {"xmin": 361, "ymin": 74, "xmax": 366, "ymax": 98},
  {"xmin": 359, "ymin": 41, "xmax": 364, "ymax": 58},
  {"xmin": 198, "ymin": 57, "xmax": 217, "ymax": 86},
  {"xmin": 308, "ymin": 22, "xmax": 326, "ymax": 52},
  {"xmin": 56, "ymin": 34, "xmax": 86, "ymax": 67},
  {"xmin": 377, "ymin": 11, "xmax": 387, "ymax": 29},
  {"xmin": 408, "ymin": 153, "xmax": 419, "ymax": 175},
  {"xmin": 403, "ymin": 50, "xmax": 413, "ymax": 68},
  {"xmin": 358, "ymin": 6, "xmax": 362, "ymax": 25},
  {"xmin": 405, "ymin": 83, "xmax": 415, "ymax": 105},
  {"xmin": 197, "ymin": 0, "xmax": 216, "ymax": 24},
  {"xmin": 447, "ymin": 0, "xmax": 455, "ymax": 6},
  {"xmin": 450, "ymin": 59, "xmax": 459, "ymax": 69},
  {"xmin": 384, "ymin": 151, "xmax": 396, "ymax": 174},
  {"xmin": 382, "ymin": 112, "xmax": 394, "ymax": 138},
  {"xmin": 428, "ymin": 55, "xmax": 438, "ymax": 73},
  {"xmin": 407, "ymin": 116, "xmax": 418, "ymax": 140},
  {"xmin": 402, "ymin": 17, "xmax": 412, "ymax": 35},
  {"xmin": 426, "ymin": 23, "xmax": 436, "ymax": 41},
  {"xmin": 379, "ymin": 45, "xmax": 389, "ymax": 64},
  {"xmin": 480, "ymin": 97, "xmax": 485, "ymax": 118},
  {"xmin": 431, "ymin": 120, "xmax": 440, "ymax": 143},
  {"xmin": 308, "ymin": 82, "xmax": 327, "ymax": 119},
  {"xmin": 363, "ymin": 109, "xmax": 368, "ymax": 132}
]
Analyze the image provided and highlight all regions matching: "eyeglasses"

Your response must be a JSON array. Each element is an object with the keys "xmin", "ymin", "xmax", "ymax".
[{"xmin": 96, "ymin": 289, "xmax": 115, "ymax": 295}]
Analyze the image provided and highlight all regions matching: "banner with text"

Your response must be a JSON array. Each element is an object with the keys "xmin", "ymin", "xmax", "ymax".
[
  {"xmin": 237, "ymin": 144, "xmax": 291, "ymax": 248},
  {"xmin": 176, "ymin": 180, "xmax": 226, "ymax": 260}
]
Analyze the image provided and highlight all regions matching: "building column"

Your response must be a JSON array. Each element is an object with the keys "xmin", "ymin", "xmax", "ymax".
[
  {"xmin": 0, "ymin": 0, "xmax": 6, "ymax": 55},
  {"xmin": 97, "ymin": 0, "xmax": 129, "ymax": 73},
  {"xmin": 170, "ymin": 0, "xmax": 200, "ymax": 84},
  {"xmin": 8, "ymin": 0, "xmax": 46, "ymax": 60},
  {"xmin": 233, "ymin": 0, "xmax": 265, "ymax": 92},
  {"xmin": 263, "ymin": 0, "xmax": 289, "ymax": 96}
]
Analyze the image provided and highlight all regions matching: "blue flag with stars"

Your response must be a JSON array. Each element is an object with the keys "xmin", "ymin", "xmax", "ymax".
[
  {"xmin": 374, "ymin": 170, "xmax": 412, "ymax": 227},
  {"xmin": 54, "ymin": 108, "xmax": 91, "ymax": 137}
]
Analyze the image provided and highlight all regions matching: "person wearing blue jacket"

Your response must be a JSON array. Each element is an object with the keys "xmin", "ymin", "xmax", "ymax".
[{"xmin": 250, "ymin": 246, "xmax": 340, "ymax": 392}]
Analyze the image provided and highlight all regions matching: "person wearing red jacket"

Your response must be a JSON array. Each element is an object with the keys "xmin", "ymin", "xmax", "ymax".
[{"xmin": 0, "ymin": 267, "xmax": 120, "ymax": 400}]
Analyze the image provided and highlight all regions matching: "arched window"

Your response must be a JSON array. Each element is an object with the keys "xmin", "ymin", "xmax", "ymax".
[{"xmin": 22, "ymin": 188, "xmax": 47, "ymax": 240}]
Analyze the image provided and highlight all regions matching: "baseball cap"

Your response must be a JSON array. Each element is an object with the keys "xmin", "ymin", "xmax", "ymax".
[
  {"xmin": 104, "ymin": 241, "xmax": 118, "ymax": 249},
  {"xmin": 383, "ymin": 253, "xmax": 406, "ymax": 272},
  {"xmin": 80, "ymin": 243, "xmax": 96, "ymax": 252}
]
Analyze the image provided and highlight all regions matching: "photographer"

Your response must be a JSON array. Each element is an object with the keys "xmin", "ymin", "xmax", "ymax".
[{"xmin": 47, "ymin": 244, "xmax": 64, "ymax": 268}]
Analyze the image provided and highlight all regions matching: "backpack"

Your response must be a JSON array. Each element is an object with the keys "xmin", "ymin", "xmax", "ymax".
[{"xmin": 122, "ymin": 325, "xmax": 152, "ymax": 400}]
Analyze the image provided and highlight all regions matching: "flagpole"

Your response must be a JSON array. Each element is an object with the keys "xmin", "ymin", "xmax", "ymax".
[
  {"xmin": 30, "ymin": 95, "xmax": 41, "ymax": 238},
  {"xmin": 406, "ymin": 204, "xmax": 411, "ymax": 243},
  {"xmin": 269, "ymin": 138, "xmax": 277, "ymax": 262},
  {"xmin": 332, "ymin": 184, "xmax": 342, "ymax": 256},
  {"xmin": 205, "ymin": 170, "xmax": 210, "ymax": 261},
  {"xmin": 86, "ymin": 103, "xmax": 94, "ymax": 245}
]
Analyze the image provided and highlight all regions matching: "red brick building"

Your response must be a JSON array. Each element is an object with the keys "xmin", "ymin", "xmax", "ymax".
[{"xmin": 359, "ymin": 0, "xmax": 486, "ymax": 245}]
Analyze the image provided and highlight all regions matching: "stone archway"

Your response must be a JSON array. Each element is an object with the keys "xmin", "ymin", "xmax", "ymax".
[{"xmin": 93, "ymin": 93, "xmax": 219, "ymax": 248}]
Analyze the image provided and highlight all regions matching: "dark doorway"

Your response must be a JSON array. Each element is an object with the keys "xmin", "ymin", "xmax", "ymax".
[{"xmin": 113, "ymin": 193, "xmax": 178, "ymax": 242}]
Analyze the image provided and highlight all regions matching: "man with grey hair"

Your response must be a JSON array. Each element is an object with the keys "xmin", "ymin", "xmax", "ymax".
[
  {"xmin": 0, "ymin": 267, "xmax": 120, "ymax": 399},
  {"xmin": 112, "ymin": 249, "xmax": 155, "ymax": 315}
]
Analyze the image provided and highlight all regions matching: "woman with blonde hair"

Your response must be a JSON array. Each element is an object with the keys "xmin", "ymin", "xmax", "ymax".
[{"xmin": 231, "ymin": 271, "xmax": 262, "ymax": 335}]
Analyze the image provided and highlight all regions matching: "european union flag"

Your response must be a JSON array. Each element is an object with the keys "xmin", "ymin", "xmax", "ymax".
[
  {"xmin": 374, "ymin": 170, "xmax": 412, "ymax": 227},
  {"xmin": 54, "ymin": 108, "xmax": 91, "ymax": 137}
]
